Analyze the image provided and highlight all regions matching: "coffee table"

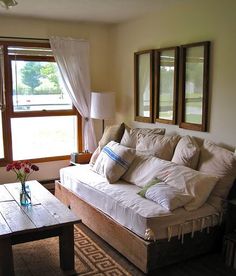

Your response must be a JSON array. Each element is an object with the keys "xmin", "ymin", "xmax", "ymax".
[{"xmin": 0, "ymin": 180, "xmax": 81, "ymax": 276}]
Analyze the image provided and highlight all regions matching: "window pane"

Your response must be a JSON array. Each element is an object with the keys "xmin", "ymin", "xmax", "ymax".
[
  {"xmin": 11, "ymin": 116, "xmax": 77, "ymax": 160},
  {"xmin": 12, "ymin": 60, "xmax": 72, "ymax": 112},
  {"xmin": 0, "ymin": 113, "xmax": 4, "ymax": 159},
  {"xmin": 159, "ymin": 50, "xmax": 175, "ymax": 120},
  {"xmin": 138, "ymin": 53, "xmax": 150, "ymax": 117},
  {"xmin": 185, "ymin": 46, "xmax": 204, "ymax": 124}
]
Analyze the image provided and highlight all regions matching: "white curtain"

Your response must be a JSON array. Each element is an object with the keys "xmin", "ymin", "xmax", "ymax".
[{"xmin": 49, "ymin": 36, "xmax": 97, "ymax": 152}]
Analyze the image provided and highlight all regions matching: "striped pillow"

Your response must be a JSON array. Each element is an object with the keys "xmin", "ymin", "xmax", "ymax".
[{"xmin": 92, "ymin": 141, "xmax": 135, "ymax": 183}]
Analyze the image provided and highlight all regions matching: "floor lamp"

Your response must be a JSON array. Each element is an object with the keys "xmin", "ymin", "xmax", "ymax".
[{"xmin": 90, "ymin": 92, "xmax": 115, "ymax": 133}]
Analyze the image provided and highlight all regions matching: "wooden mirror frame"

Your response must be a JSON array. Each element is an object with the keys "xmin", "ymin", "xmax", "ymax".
[
  {"xmin": 154, "ymin": 47, "xmax": 179, "ymax": 124},
  {"xmin": 134, "ymin": 50, "xmax": 154, "ymax": 123},
  {"xmin": 179, "ymin": 41, "xmax": 210, "ymax": 131}
]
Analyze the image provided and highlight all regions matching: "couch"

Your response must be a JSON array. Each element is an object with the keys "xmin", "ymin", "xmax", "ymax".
[{"xmin": 55, "ymin": 124, "xmax": 236, "ymax": 273}]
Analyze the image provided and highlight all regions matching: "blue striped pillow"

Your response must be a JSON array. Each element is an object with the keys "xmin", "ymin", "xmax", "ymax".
[{"xmin": 92, "ymin": 141, "xmax": 135, "ymax": 183}]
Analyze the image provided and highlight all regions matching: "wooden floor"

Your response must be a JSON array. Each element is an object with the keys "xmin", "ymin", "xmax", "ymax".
[{"xmin": 78, "ymin": 223, "xmax": 236, "ymax": 276}]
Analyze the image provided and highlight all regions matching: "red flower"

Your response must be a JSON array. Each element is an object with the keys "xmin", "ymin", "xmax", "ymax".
[
  {"xmin": 31, "ymin": 164, "xmax": 39, "ymax": 171},
  {"xmin": 6, "ymin": 164, "xmax": 13, "ymax": 171},
  {"xmin": 6, "ymin": 160, "xmax": 39, "ymax": 183},
  {"xmin": 24, "ymin": 167, "xmax": 30, "ymax": 174},
  {"xmin": 14, "ymin": 161, "xmax": 21, "ymax": 170}
]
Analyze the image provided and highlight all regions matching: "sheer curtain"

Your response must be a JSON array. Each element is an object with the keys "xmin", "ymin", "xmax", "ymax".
[{"xmin": 49, "ymin": 36, "xmax": 97, "ymax": 152}]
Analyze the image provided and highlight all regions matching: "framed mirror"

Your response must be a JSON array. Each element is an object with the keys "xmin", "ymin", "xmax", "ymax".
[
  {"xmin": 134, "ymin": 50, "xmax": 154, "ymax": 123},
  {"xmin": 179, "ymin": 41, "xmax": 210, "ymax": 131},
  {"xmin": 154, "ymin": 47, "xmax": 179, "ymax": 124}
]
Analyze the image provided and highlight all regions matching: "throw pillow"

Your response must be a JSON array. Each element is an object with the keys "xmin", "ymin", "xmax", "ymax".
[
  {"xmin": 136, "ymin": 134, "xmax": 180, "ymax": 161},
  {"xmin": 172, "ymin": 136, "xmax": 200, "ymax": 169},
  {"xmin": 137, "ymin": 177, "xmax": 161, "ymax": 197},
  {"xmin": 143, "ymin": 183, "xmax": 193, "ymax": 211},
  {"xmin": 92, "ymin": 141, "xmax": 136, "ymax": 183},
  {"xmin": 120, "ymin": 127, "xmax": 165, "ymax": 148},
  {"xmin": 154, "ymin": 164, "xmax": 219, "ymax": 211},
  {"xmin": 198, "ymin": 140, "xmax": 236, "ymax": 209},
  {"xmin": 89, "ymin": 146, "xmax": 101, "ymax": 166},
  {"xmin": 122, "ymin": 155, "xmax": 172, "ymax": 187},
  {"xmin": 99, "ymin": 123, "xmax": 125, "ymax": 149}
]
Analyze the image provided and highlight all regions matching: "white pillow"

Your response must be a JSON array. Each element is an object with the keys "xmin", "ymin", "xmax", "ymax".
[
  {"xmin": 172, "ymin": 136, "xmax": 200, "ymax": 169},
  {"xmin": 120, "ymin": 127, "xmax": 165, "ymax": 148},
  {"xmin": 144, "ymin": 183, "xmax": 193, "ymax": 211},
  {"xmin": 122, "ymin": 154, "xmax": 172, "ymax": 187},
  {"xmin": 123, "ymin": 154, "xmax": 218, "ymax": 210},
  {"xmin": 89, "ymin": 146, "xmax": 101, "ymax": 166},
  {"xmin": 92, "ymin": 141, "xmax": 135, "ymax": 183},
  {"xmin": 136, "ymin": 134, "xmax": 180, "ymax": 161},
  {"xmin": 154, "ymin": 164, "xmax": 219, "ymax": 211},
  {"xmin": 198, "ymin": 140, "xmax": 236, "ymax": 203}
]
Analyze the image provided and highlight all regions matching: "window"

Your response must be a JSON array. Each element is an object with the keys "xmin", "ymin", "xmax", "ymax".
[
  {"xmin": 134, "ymin": 50, "xmax": 154, "ymax": 123},
  {"xmin": 154, "ymin": 47, "xmax": 179, "ymax": 124},
  {"xmin": 0, "ymin": 41, "xmax": 81, "ymax": 165},
  {"xmin": 179, "ymin": 41, "xmax": 210, "ymax": 131}
]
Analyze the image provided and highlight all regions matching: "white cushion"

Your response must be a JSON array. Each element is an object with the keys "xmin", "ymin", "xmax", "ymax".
[
  {"xmin": 198, "ymin": 140, "xmax": 236, "ymax": 209},
  {"xmin": 92, "ymin": 141, "xmax": 135, "ymax": 183},
  {"xmin": 144, "ymin": 183, "xmax": 193, "ymax": 211},
  {"xmin": 89, "ymin": 146, "xmax": 101, "ymax": 166},
  {"xmin": 136, "ymin": 134, "xmax": 180, "ymax": 161},
  {"xmin": 123, "ymin": 154, "xmax": 218, "ymax": 210},
  {"xmin": 120, "ymin": 127, "xmax": 165, "ymax": 148},
  {"xmin": 122, "ymin": 155, "xmax": 171, "ymax": 187},
  {"xmin": 172, "ymin": 136, "xmax": 200, "ymax": 169},
  {"xmin": 154, "ymin": 164, "xmax": 219, "ymax": 211}
]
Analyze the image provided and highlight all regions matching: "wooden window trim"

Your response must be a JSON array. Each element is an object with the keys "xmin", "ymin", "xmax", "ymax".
[
  {"xmin": 134, "ymin": 50, "xmax": 154, "ymax": 123},
  {"xmin": 154, "ymin": 46, "xmax": 179, "ymax": 125},
  {"xmin": 0, "ymin": 41, "xmax": 82, "ymax": 166},
  {"xmin": 179, "ymin": 41, "xmax": 210, "ymax": 131}
]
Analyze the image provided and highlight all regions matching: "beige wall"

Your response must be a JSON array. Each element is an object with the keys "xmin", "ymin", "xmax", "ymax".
[
  {"xmin": 0, "ymin": 16, "xmax": 112, "ymax": 183},
  {"xmin": 109, "ymin": 0, "xmax": 236, "ymax": 150}
]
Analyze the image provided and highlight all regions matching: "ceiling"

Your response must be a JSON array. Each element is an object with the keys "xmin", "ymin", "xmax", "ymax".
[{"xmin": 0, "ymin": 0, "xmax": 183, "ymax": 24}]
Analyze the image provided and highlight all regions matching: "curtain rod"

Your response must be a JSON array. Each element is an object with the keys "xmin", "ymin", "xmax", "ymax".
[{"xmin": 0, "ymin": 36, "xmax": 49, "ymax": 42}]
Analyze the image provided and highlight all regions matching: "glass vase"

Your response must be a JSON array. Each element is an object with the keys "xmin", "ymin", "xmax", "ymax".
[{"xmin": 20, "ymin": 182, "xmax": 31, "ymax": 206}]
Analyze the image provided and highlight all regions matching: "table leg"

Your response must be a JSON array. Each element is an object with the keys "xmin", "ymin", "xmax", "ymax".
[
  {"xmin": 0, "ymin": 238, "xmax": 14, "ymax": 276},
  {"xmin": 59, "ymin": 225, "xmax": 75, "ymax": 271}
]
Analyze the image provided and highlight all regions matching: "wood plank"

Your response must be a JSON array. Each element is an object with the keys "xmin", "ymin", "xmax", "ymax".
[
  {"xmin": 0, "ymin": 213, "xmax": 12, "ymax": 236},
  {"xmin": 0, "ymin": 185, "xmax": 14, "ymax": 202},
  {"xmin": 0, "ymin": 201, "xmax": 36, "ymax": 233},
  {"xmin": 29, "ymin": 181, "xmax": 80, "ymax": 224},
  {"xmin": 4, "ymin": 182, "xmax": 40, "ymax": 205},
  {"xmin": 20, "ymin": 204, "xmax": 58, "ymax": 228}
]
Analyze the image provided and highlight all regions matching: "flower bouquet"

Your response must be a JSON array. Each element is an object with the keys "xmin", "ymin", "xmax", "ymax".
[{"xmin": 6, "ymin": 161, "xmax": 39, "ymax": 206}]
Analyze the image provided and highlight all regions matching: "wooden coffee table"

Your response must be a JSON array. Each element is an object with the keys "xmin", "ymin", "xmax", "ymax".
[{"xmin": 0, "ymin": 180, "xmax": 81, "ymax": 276}]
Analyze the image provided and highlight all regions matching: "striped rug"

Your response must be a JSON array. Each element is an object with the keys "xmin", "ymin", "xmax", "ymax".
[{"xmin": 13, "ymin": 225, "xmax": 131, "ymax": 276}]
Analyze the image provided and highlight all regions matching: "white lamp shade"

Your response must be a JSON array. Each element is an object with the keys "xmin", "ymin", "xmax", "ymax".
[{"xmin": 90, "ymin": 92, "xmax": 115, "ymax": 119}]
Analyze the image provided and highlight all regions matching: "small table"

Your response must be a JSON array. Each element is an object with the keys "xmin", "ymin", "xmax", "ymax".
[{"xmin": 0, "ymin": 180, "xmax": 81, "ymax": 276}]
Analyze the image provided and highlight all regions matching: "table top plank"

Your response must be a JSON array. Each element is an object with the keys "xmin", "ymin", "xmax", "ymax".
[
  {"xmin": 0, "ymin": 213, "xmax": 12, "ymax": 236},
  {"xmin": 20, "ymin": 204, "xmax": 59, "ymax": 228},
  {"xmin": 4, "ymin": 182, "xmax": 40, "ymax": 206},
  {"xmin": 29, "ymin": 181, "xmax": 80, "ymax": 224},
  {"xmin": 0, "ymin": 185, "xmax": 14, "ymax": 202},
  {"xmin": 0, "ymin": 201, "xmax": 36, "ymax": 233}
]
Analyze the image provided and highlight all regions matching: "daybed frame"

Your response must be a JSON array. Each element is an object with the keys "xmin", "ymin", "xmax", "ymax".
[{"xmin": 55, "ymin": 180, "xmax": 236, "ymax": 273}]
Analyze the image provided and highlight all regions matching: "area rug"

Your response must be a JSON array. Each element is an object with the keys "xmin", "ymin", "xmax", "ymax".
[{"xmin": 13, "ymin": 224, "xmax": 131, "ymax": 276}]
